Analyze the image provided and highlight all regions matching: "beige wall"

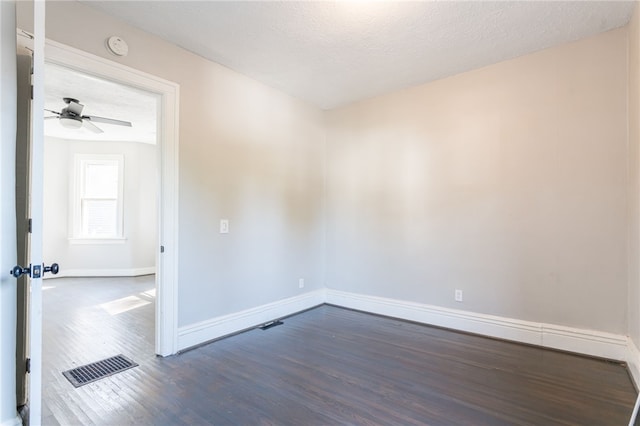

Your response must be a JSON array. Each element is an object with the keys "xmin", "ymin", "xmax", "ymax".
[
  {"xmin": 17, "ymin": 2, "xmax": 634, "ymax": 337},
  {"xmin": 629, "ymin": 4, "xmax": 640, "ymax": 346},
  {"xmin": 326, "ymin": 28, "xmax": 629, "ymax": 334},
  {"xmin": 31, "ymin": 1, "xmax": 326, "ymax": 327}
]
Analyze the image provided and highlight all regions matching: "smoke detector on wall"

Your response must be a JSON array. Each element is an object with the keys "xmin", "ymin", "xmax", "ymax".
[{"xmin": 106, "ymin": 36, "xmax": 128, "ymax": 57}]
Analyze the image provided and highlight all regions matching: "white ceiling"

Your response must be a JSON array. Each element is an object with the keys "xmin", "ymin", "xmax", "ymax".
[
  {"xmin": 44, "ymin": 62, "xmax": 158, "ymax": 143},
  {"xmin": 81, "ymin": 1, "xmax": 636, "ymax": 110}
]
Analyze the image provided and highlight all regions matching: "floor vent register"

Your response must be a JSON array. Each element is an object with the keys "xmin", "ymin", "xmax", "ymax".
[{"xmin": 62, "ymin": 354, "xmax": 138, "ymax": 387}]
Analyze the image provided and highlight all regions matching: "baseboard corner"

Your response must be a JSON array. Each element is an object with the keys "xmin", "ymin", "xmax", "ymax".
[
  {"xmin": 177, "ymin": 289, "xmax": 326, "ymax": 351},
  {"xmin": 627, "ymin": 338, "xmax": 640, "ymax": 390}
]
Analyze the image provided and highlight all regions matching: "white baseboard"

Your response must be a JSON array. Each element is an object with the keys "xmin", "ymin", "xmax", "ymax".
[
  {"xmin": 176, "ymin": 287, "xmax": 633, "ymax": 379},
  {"xmin": 628, "ymin": 338, "xmax": 640, "ymax": 389},
  {"xmin": 177, "ymin": 289, "xmax": 326, "ymax": 351},
  {"xmin": 45, "ymin": 266, "xmax": 156, "ymax": 279},
  {"xmin": 325, "ymin": 289, "xmax": 629, "ymax": 362},
  {"xmin": 0, "ymin": 414, "xmax": 22, "ymax": 426},
  {"xmin": 627, "ymin": 339, "xmax": 640, "ymax": 426}
]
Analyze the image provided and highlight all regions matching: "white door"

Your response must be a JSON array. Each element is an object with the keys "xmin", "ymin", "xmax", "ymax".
[
  {"xmin": 13, "ymin": 3, "xmax": 48, "ymax": 424},
  {"xmin": 15, "ymin": 31, "xmax": 33, "ymax": 415}
]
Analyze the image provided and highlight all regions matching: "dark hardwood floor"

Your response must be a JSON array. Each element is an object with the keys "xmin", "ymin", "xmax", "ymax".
[
  {"xmin": 42, "ymin": 276, "xmax": 156, "ymax": 425},
  {"xmin": 42, "ymin": 277, "xmax": 637, "ymax": 425}
]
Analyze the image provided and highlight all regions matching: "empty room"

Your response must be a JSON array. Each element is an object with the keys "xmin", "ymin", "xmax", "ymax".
[{"xmin": 3, "ymin": 0, "xmax": 640, "ymax": 425}]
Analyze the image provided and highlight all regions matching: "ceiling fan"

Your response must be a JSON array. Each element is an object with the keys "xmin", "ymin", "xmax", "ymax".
[{"xmin": 45, "ymin": 97, "xmax": 132, "ymax": 134}]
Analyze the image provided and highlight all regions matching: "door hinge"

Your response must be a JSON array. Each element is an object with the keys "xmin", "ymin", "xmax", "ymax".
[
  {"xmin": 160, "ymin": 245, "xmax": 165, "ymax": 253},
  {"xmin": 26, "ymin": 358, "xmax": 30, "ymax": 374},
  {"xmin": 30, "ymin": 85, "xmax": 33, "ymax": 100},
  {"xmin": 28, "ymin": 218, "xmax": 32, "ymax": 233}
]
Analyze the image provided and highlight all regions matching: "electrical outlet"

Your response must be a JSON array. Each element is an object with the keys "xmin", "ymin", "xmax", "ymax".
[
  {"xmin": 455, "ymin": 289, "xmax": 463, "ymax": 302},
  {"xmin": 299, "ymin": 278, "xmax": 305, "ymax": 289},
  {"xmin": 220, "ymin": 219, "xmax": 229, "ymax": 234}
]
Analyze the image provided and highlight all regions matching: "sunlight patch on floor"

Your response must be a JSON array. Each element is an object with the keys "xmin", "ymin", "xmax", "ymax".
[
  {"xmin": 142, "ymin": 288, "xmax": 156, "ymax": 298},
  {"xmin": 100, "ymin": 295, "xmax": 151, "ymax": 315}
]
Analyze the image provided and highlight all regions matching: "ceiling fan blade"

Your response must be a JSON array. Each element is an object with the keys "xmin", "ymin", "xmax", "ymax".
[
  {"xmin": 44, "ymin": 109, "xmax": 60, "ymax": 115},
  {"xmin": 85, "ymin": 115, "xmax": 132, "ymax": 127},
  {"xmin": 83, "ymin": 120, "xmax": 104, "ymax": 134},
  {"xmin": 44, "ymin": 116, "xmax": 58, "ymax": 120},
  {"xmin": 65, "ymin": 100, "xmax": 84, "ymax": 116}
]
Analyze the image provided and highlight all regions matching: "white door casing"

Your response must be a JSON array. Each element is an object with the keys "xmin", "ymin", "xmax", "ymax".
[{"xmin": 43, "ymin": 40, "xmax": 180, "ymax": 357}]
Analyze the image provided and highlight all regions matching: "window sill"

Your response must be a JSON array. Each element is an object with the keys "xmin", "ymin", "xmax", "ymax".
[{"xmin": 68, "ymin": 237, "xmax": 127, "ymax": 245}]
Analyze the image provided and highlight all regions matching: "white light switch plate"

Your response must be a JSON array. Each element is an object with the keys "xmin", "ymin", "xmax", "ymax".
[{"xmin": 220, "ymin": 219, "xmax": 229, "ymax": 234}]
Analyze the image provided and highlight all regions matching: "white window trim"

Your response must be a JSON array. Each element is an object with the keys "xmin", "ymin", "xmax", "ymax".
[{"xmin": 70, "ymin": 153, "xmax": 125, "ymax": 242}]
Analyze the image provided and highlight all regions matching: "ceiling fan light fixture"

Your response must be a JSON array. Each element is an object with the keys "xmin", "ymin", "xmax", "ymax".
[
  {"xmin": 59, "ymin": 116, "xmax": 83, "ymax": 129},
  {"xmin": 48, "ymin": 98, "xmax": 132, "ymax": 134}
]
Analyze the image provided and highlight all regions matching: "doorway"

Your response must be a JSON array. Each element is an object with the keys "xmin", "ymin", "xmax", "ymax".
[
  {"xmin": 41, "ymin": 62, "xmax": 159, "ymax": 419},
  {"xmin": 43, "ymin": 39, "xmax": 180, "ymax": 356}
]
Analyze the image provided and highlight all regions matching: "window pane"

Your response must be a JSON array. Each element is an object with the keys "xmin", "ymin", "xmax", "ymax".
[
  {"xmin": 82, "ymin": 199, "xmax": 117, "ymax": 237},
  {"xmin": 84, "ymin": 162, "xmax": 119, "ymax": 198},
  {"xmin": 73, "ymin": 155, "xmax": 123, "ymax": 239}
]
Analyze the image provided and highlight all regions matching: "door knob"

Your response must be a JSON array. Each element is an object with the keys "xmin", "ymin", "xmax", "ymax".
[
  {"xmin": 10, "ymin": 265, "xmax": 31, "ymax": 278},
  {"xmin": 44, "ymin": 263, "xmax": 59, "ymax": 275},
  {"xmin": 11, "ymin": 263, "xmax": 59, "ymax": 278}
]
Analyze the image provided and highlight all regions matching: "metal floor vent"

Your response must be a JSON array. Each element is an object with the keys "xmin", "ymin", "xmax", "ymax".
[
  {"xmin": 259, "ymin": 320, "xmax": 284, "ymax": 330},
  {"xmin": 62, "ymin": 354, "xmax": 138, "ymax": 387}
]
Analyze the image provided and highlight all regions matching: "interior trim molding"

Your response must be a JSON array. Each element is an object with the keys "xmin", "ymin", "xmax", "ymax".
[
  {"xmin": 325, "ymin": 289, "xmax": 629, "ymax": 362},
  {"xmin": 44, "ymin": 266, "xmax": 155, "ymax": 279},
  {"xmin": 0, "ymin": 415, "xmax": 22, "ymax": 426},
  {"xmin": 177, "ymin": 288, "xmax": 631, "ymax": 366},
  {"xmin": 630, "ymin": 338, "xmax": 640, "ymax": 426},
  {"xmin": 627, "ymin": 338, "xmax": 640, "ymax": 389},
  {"xmin": 177, "ymin": 289, "xmax": 326, "ymax": 351}
]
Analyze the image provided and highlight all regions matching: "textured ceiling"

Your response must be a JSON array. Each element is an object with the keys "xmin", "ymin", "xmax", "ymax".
[
  {"xmin": 44, "ymin": 62, "xmax": 157, "ymax": 143},
  {"xmin": 82, "ymin": 1, "xmax": 635, "ymax": 110}
]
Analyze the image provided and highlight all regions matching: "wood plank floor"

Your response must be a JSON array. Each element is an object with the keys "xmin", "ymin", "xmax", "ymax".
[{"xmin": 42, "ymin": 277, "xmax": 637, "ymax": 425}]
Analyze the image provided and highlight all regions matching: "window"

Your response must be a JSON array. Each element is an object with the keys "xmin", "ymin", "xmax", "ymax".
[{"xmin": 71, "ymin": 154, "xmax": 124, "ymax": 241}]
